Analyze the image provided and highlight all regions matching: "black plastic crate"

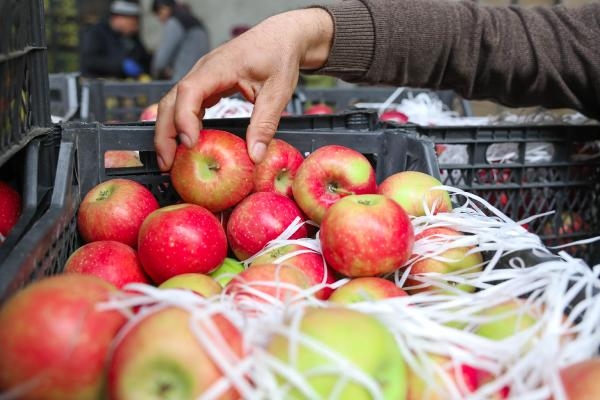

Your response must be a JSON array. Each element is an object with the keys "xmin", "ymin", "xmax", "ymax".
[
  {"xmin": 0, "ymin": 0, "xmax": 51, "ymax": 167},
  {"xmin": 416, "ymin": 124, "xmax": 600, "ymax": 264},
  {"xmin": 0, "ymin": 111, "xmax": 439, "ymax": 302},
  {"xmin": 49, "ymin": 72, "xmax": 80, "ymax": 122}
]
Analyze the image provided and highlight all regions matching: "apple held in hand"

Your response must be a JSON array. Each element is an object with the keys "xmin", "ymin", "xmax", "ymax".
[
  {"xmin": 159, "ymin": 273, "xmax": 222, "ymax": 297},
  {"xmin": 320, "ymin": 194, "xmax": 414, "ymax": 277},
  {"xmin": 378, "ymin": 171, "xmax": 452, "ymax": 216},
  {"xmin": 0, "ymin": 275, "xmax": 127, "ymax": 400},
  {"xmin": 292, "ymin": 145, "xmax": 377, "ymax": 224},
  {"xmin": 267, "ymin": 307, "xmax": 407, "ymax": 399},
  {"xmin": 64, "ymin": 240, "xmax": 150, "ymax": 288},
  {"xmin": 0, "ymin": 180, "xmax": 21, "ymax": 243},
  {"xmin": 108, "ymin": 307, "xmax": 245, "ymax": 400},
  {"xmin": 253, "ymin": 138, "xmax": 304, "ymax": 198},
  {"xmin": 227, "ymin": 191, "xmax": 308, "ymax": 261},
  {"xmin": 77, "ymin": 178, "xmax": 159, "ymax": 248},
  {"xmin": 329, "ymin": 277, "xmax": 407, "ymax": 304},
  {"xmin": 138, "ymin": 203, "xmax": 228, "ymax": 284},
  {"xmin": 170, "ymin": 129, "xmax": 254, "ymax": 212}
]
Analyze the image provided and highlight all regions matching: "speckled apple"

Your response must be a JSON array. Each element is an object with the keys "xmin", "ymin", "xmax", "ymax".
[{"xmin": 253, "ymin": 138, "xmax": 304, "ymax": 198}]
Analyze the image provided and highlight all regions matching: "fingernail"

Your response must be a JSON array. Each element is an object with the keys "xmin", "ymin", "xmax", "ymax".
[
  {"xmin": 178, "ymin": 133, "xmax": 193, "ymax": 148},
  {"xmin": 252, "ymin": 142, "xmax": 267, "ymax": 163}
]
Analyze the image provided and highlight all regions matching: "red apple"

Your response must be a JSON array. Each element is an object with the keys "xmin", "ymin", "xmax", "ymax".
[
  {"xmin": 292, "ymin": 145, "xmax": 377, "ymax": 224},
  {"xmin": 64, "ymin": 240, "xmax": 150, "ymax": 288},
  {"xmin": 249, "ymin": 243, "xmax": 336, "ymax": 300},
  {"xmin": 0, "ymin": 274, "xmax": 127, "ymax": 399},
  {"xmin": 329, "ymin": 277, "xmax": 408, "ymax": 304},
  {"xmin": 77, "ymin": 178, "xmax": 159, "ymax": 248},
  {"xmin": 379, "ymin": 109, "xmax": 409, "ymax": 124},
  {"xmin": 170, "ymin": 129, "xmax": 254, "ymax": 212},
  {"xmin": 104, "ymin": 151, "xmax": 143, "ymax": 168},
  {"xmin": 226, "ymin": 191, "xmax": 308, "ymax": 261},
  {"xmin": 0, "ymin": 181, "xmax": 21, "ymax": 242},
  {"xmin": 253, "ymin": 138, "xmax": 304, "ymax": 198},
  {"xmin": 559, "ymin": 358, "xmax": 600, "ymax": 400},
  {"xmin": 138, "ymin": 103, "xmax": 159, "ymax": 121},
  {"xmin": 158, "ymin": 273, "xmax": 222, "ymax": 297},
  {"xmin": 225, "ymin": 263, "xmax": 311, "ymax": 304},
  {"xmin": 378, "ymin": 171, "xmax": 453, "ymax": 216},
  {"xmin": 108, "ymin": 307, "xmax": 245, "ymax": 400},
  {"xmin": 304, "ymin": 103, "xmax": 334, "ymax": 115},
  {"xmin": 320, "ymin": 194, "xmax": 414, "ymax": 277},
  {"xmin": 138, "ymin": 203, "xmax": 228, "ymax": 284}
]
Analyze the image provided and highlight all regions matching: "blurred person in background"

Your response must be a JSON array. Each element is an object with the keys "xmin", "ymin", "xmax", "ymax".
[
  {"xmin": 80, "ymin": 0, "xmax": 151, "ymax": 79},
  {"xmin": 151, "ymin": 0, "xmax": 210, "ymax": 82}
]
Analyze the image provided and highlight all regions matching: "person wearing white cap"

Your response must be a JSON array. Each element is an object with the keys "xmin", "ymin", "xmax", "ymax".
[{"xmin": 80, "ymin": 0, "xmax": 151, "ymax": 79}]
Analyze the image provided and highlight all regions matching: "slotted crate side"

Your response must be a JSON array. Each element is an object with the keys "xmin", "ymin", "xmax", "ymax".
[{"xmin": 418, "ymin": 124, "xmax": 600, "ymax": 264}]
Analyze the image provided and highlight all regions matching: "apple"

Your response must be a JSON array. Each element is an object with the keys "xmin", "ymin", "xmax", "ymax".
[
  {"xmin": 0, "ymin": 274, "xmax": 127, "ymax": 399},
  {"xmin": 253, "ymin": 138, "xmax": 304, "ymax": 198},
  {"xmin": 320, "ymin": 194, "xmax": 414, "ymax": 277},
  {"xmin": 158, "ymin": 273, "xmax": 222, "ymax": 297},
  {"xmin": 329, "ymin": 277, "xmax": 407, "ymax": 304},
  {"xmin": 304, "ymin": 102, "xmax": 334, "ymax": 115},
  {"xmin": 108, "ymin": 307, "xmax": 245, "ymax": 400},
  {"xmin": 0, "ymin": 180, "xmax": 22, "ymax": 243},
  {"xmin": 292, "ymin": 145, "xmax": 377, "ymax": 224},
  {"xmin": 138, "ymin": 203, "xmax": 228, "ymax": 284},
  {"xmin": 249, "ymin": 243, "xmax": 336, "ymax": 300},
  {"xmin": 64, "ymin": 240, "xmax": 150, "ymax": 288},
  {"xmin": 378, "ymin": 171, "xmax": 452, "ymax": 216},
  {"xmin": 559, "ymin": 358, "xmax": 600, "ymax": 400},
  {"xmin": 104, "ymin": 151, "xmax": 143, "ymax": 168},
  {"xmin": 267, "ymin": 306, "xmax": 407, "ymax": 399},
  {"xmin": 404, "ymin": 227, "xmax": 483, "ymax": 294},
  {"xmin": 170, "ymin": 129, "xmax": 255, "ymax": 212},
  {"xmin": 226, "ymin": 191, "xmax": 308, "ymax": 261},
  {"xmin": 138, "ymin": 102, "xmax": 158, "ymax": 121},
  {"xmin": 225, "ymin": 263, "xmax": 311, "ymax": 304},
  {"xmin": 473, "ymin": 299, "xmax": 539, "ymax": 341},
  {"xmin": 209, "ymin": 257, "xmax": 245, "ymax": 287},
  {"xmin": 379, "ymin": 109, "xmax": 409, "ymax": 124},
  {"xmin": 77, "ymin": 178, "xmax": 159, "ymax": 248}
]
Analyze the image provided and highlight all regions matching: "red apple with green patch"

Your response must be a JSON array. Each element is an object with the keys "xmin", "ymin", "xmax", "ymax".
[
  {"xmin": 378, "ymin": 171, "xmax": 452, "ymax": 216},
  {"xmin": 0, "ymin": 180, "xmax": 21, "ymax": 243},
  {"xmin": 0, "ymin": 274, "xmax": 127, "ymax": 400},
  {"xmin": 329, "ymin": 277, "xmax": 407, "ymax": 304},
  {"xmin": 77, "ymin": 178, "xmax": 159, "ymax": 248},
  {"xmin": 209, "ymin": 257, "xmax": 245, "ymax": 287},
  {"xmin": 108, "ymin": 307, "xmax": 245, "ymax": 400},
  {"xmin": 158, "ymin": 273, "xmax": 222, "ymax": 297},
  {"xmin": 226, "ymin": 191, "xmax": 308, "ymax": 261},
  {"xmin": 292, "ymin": 145, "xmax": 377, "ymax": 224},
  {"xmin": 64, "ymin": 240, "xmax": 150, "ymax": 288},
  {"xmin": 320, "ymin": 194, "xmax": 414, "ymax": 277},
  {"xmin": 138, "ymin": 203, "xmax": 228, "ymax": 284},
  {"xmin": 170, "ymin": 129, "xmax": 254, "ymax": 212},
  {"xmin": 253, "ymin": 138, "xmax": 304, "ymax": 198}
]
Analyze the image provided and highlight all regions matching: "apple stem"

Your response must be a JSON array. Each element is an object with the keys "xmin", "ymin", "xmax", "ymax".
[
  {"xmin": 327, "ymin": 183, "xmax": 354, "ymax": 196},
  {"xmin": 96, "ymin": 188, "xmax": 112, "ymax": 201}
]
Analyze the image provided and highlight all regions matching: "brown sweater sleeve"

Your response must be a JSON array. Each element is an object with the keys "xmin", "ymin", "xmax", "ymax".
[{"xmin": 313, "ymin": 0, "xmax": 600, "ymax": 119}]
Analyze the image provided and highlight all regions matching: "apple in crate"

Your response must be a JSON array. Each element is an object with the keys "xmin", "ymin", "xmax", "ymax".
[
  {"xmin": 209, "ymin": 257, "xmax": 245, "ymax": 287},
  {"xmin": 104, "ymin": 150, "xmax": 143, "ymax": 168},
  {"xmin": 226, "ymin": 191, "xmax": 308, "ymax": 261},
  {"xmin": 64, "ymin": 240, "xmax": 150, "ymax": 288},
  {"xmin": 560, "ymin": 358, "xmax": 600, "ymax": 400},
  {"xmin": 253, "ymin": 138, "xmax": 304, "ymax": 198},
  {"xmin": 170, "ymin": 129, "xmax": 254, "ymax": 212},
  {"xmin": 108, "ymin": 307, "xmax": 245, "ymax": 400},
  {"xmin": 267, "ymin": 307, "xmax": 407, "ymax": 399},
  {"xmin": 379, "ymin": 109, "xmax": 409, "ymax": 124},
  {"xmin": 250, "ymin": 243, "xmax": 336, "ymax": 300},
  {"xmin": 77, "ymin": 178, "xmax": 159, "ymax": 248},
  {"xmin": 0, "ymin": 180, "xmax": 21, "ymax": 243},
  {"xmin": 0, "ymin": 274, "xmax": 127, "ymax": 400},
  {"xmin": 320, "ymin": 194, "xmax": 414, "ymax": 277},
  {"xmin": 158, "ymin": 273, "xmax": 222, "ymax": 297},
  {"xmin": 378, "ymin": 171, "xmax": 452, "ymax": 216},
  {"xmin": 473, "ymin": 299, "xmax": 539, "ymax": 341},
  {"xmin": 292, "ymin": 145, "xmax": 377, "ymax": 224},
  {"xmin": 304, "ymin": 102, "xmax": 334, "ymax": 115},
  {"xmin": 138, "ymin": 102, "xmax": 158, "ymax": 121},
  {"xmin": 138, "ymin": 203, "xmax": 228, "ymax": 284},
  {"xmin": 329, "ymin": 277, "xmax": 408, "ymax": 304},
  {"xmin": 404, "ymin": 227, "xmax": 483, "ymax": 294}
]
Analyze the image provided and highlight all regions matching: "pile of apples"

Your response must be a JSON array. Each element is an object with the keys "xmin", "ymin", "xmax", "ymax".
[{"xmin": 0, "ymin": 129, "xmax": 598, "ymax": 399}]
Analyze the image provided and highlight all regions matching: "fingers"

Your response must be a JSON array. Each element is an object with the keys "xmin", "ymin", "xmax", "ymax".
[{"xmin": 154, "ymin": 89, "xmax": 177, "ymax": 171}]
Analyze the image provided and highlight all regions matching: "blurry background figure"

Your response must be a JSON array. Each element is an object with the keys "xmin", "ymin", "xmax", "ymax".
[
  {"xmin": 80, "ymin": 0, "xmax": 151, "ymax": 79},
  {"xmin": 151, "ymin": 0, "xmax": 210, "ymax": 82}
]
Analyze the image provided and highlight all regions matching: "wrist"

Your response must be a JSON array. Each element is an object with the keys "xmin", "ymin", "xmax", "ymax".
[{"xmin": 297, "ymin": 8, "xmax": 334, "ymax": 70}]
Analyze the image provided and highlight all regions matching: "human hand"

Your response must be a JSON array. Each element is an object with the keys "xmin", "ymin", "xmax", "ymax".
[
  {"xmin": 154, "ymin": 8, "xmax": 333, "ymax": 171},
  {"xmin": 122, "ymin": 58, "xmax": 144, "ymax": 78}
]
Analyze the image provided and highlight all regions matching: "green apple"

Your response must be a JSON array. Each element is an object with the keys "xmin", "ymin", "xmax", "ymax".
[
  {"xmin": 473, "ymin": 299, "xmax": 539, "ymax": 341},
  {"xmin": 158, "ymin": 273, "xmax": 222, "ymax": 297},
  {"xmin": 209, "ymin": 257, "xmax": 245, "ymax": 287},
  {"xmin": 267, "ymin": 307, "xmax": 407, "ymax": 399}
]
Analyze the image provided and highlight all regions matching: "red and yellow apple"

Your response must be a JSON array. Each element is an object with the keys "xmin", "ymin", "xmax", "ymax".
[
  {"xmin": 329, "ymin": 277, "xmax": 407, "ymax": 304},
  {"xmin": 253, "ymin": 138, "xmax": 304, "ymax": 199},
  {"xmin": 158, "ymin": 273, "xmax": 222, "ymax": 297}
]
